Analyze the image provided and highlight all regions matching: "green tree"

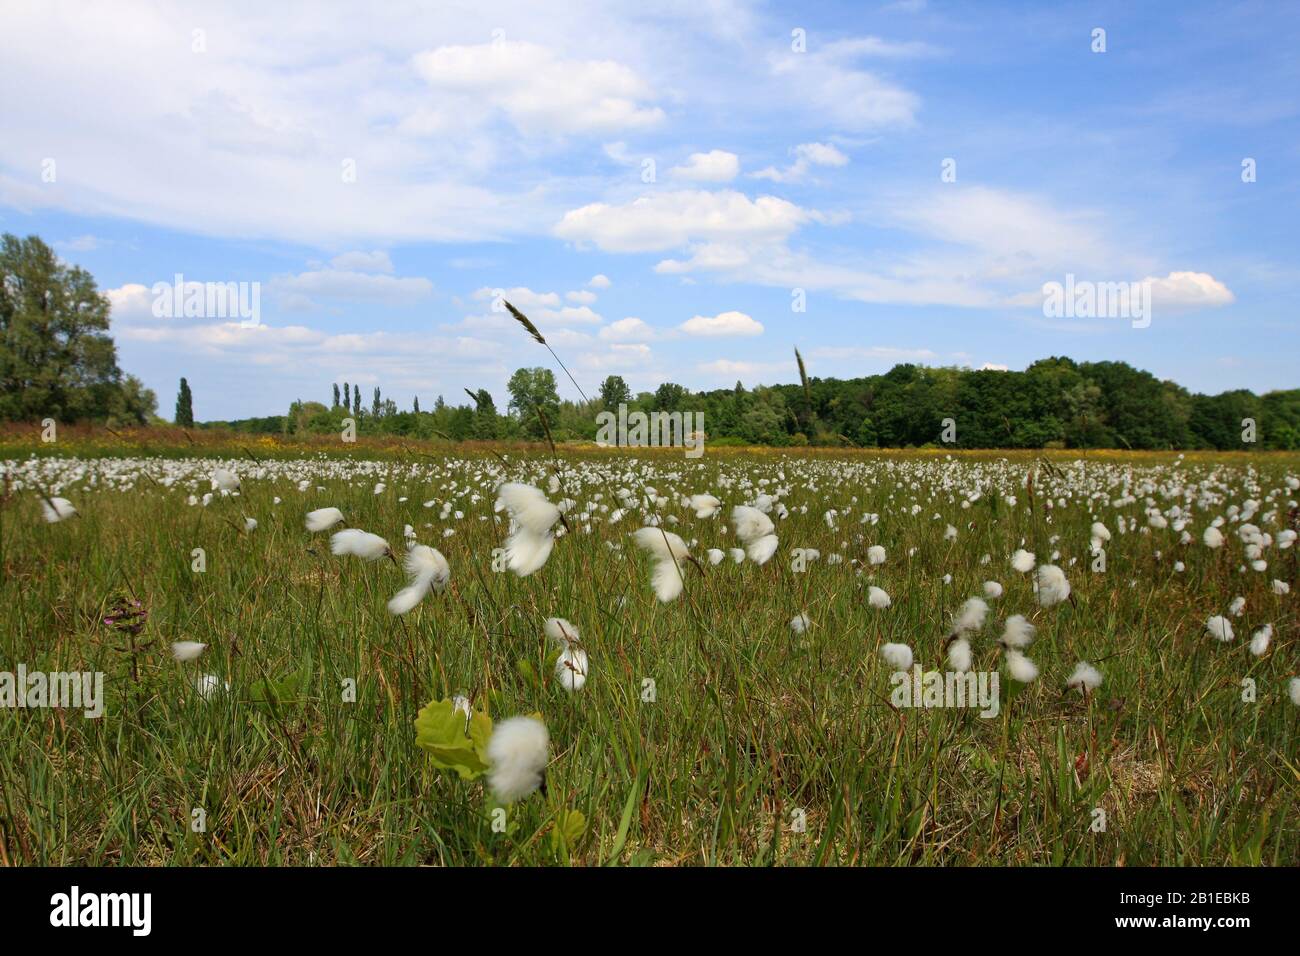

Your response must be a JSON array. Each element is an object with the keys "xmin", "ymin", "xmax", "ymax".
[
  {"xmin": 175, "ymin": 377, "xmax": 194, "ymax": 427},
  {"xmin": 353, "ymin": 384, "xmax": 360, "ymax": 414},
  {"xmin": 0, "ymin": 233, "xmax": 150, "ymax": 422},
  {"xmin": 507, "ymin": 367, "xmax": 560, "ymax": 439},
  {"xmin": 598, "ymin": 375, "xmax": 632, "ymax": 411},
  {"xmin": 471, "ymin": 388, "xmax": 499, "ymax": 439},
  {"xmin": 332, "ymin": 383, "xmax": 340, "ymax": 408}
]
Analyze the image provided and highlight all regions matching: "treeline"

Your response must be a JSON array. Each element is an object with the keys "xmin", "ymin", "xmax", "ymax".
[{"xmin": 208, "ymin": 358, "xmax": 1300, "ymax": 451}]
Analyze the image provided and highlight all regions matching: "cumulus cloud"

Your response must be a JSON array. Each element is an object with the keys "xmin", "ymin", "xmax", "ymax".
[
  {"xmin": 598, "ymin": 317, "xmax": 657, "ymax": 342},
  {"xmin": 670, "ymin": 150, "xmax": 740, "ymax": 182},
  {"xmin": 555, "ymin": 190, "xmax": 810, "ymax": 253},
  {"xmin": 106, "ymin": 283, "xmax": 156, "ymax": 324},
  {"xmin": 587, "ymin": 274, "xmax": 612, "ymax": 289},
  {"xmin": 412, "ymin": 40, "xmax": 664, "ymax": 136},
  {"xmin": 1144, "ymin": 271, "xmax": 1235, "ymax": 310},
  {"xmin": 679, "ymin": 311, "xmax": 763, "ymax": 337},
  {"xmin": 463, "ymin": 287, "xmax": 603, "ymax": 327},
  {"xmin": 473, "ymin": 286, "xmax": 561, "ymax": 309},
  {"xmin": 753, "ymin": 142, "xmax": 849, "ymax": 182}
]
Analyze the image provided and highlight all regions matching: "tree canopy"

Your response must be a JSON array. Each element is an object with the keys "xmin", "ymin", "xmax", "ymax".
[{"xmin": 0, "ymin": 233, "xmax": 156, "ymax": 424}]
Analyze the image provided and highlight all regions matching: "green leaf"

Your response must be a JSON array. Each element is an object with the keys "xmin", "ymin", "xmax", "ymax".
[
  {"xmin": 551, "ymin": 808, "xmax": 586, "ymax": 857},
  {"xmin": 248, "ymin": 667, "xmax": 309, "ymax": 711},
  {"xmin": 516, "ymin": 657, "xmax": 539, "ymax": 689},
  {"xmin": 414, "ymin": 698, "xmax": 494, "ymax": 780}
]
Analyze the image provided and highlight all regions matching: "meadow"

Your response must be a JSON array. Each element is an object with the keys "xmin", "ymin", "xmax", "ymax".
[{"xmin": 2, "ymin": 440, "xmax": 1297, "ymax": 866}]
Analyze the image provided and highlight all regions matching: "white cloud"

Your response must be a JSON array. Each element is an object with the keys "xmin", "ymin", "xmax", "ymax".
[
  {"xmin": 1144, "ymin": 271, "xmax": 1235, "ymax": 310},
  {"xmin": 679, "ymin": 311, "xmax": 763, "ymax": 337},
  {"xmin": 670, "ymin": 150, "xmax": 740, "ymax": 183},
  {"xmin": 753, "ymin": 142, "xmax": 849, "ymax": 182},
  {"xmin": 588, "ymin": 274, "xmax": 612, "ymax": 289},
  {"xmin": 461, "ymin": 287, "xmax": 603, "ymax": 328},
  {"xmin": 577, "ymin": 343, "xmax": 653, "ymax": 370},
  {"xmin": 412, "ymin": 41, "xmax": 664, "ymax": 136},
  {"xmin": 768, "ymin": 39, "xmax": 922, "ymax": 131},
  {"xmin": 979, "ymin": 362, "xmax": 1010, "ymax": 371},
  {"xmin": 566, "ymin": 289, "xmax": 598, "ymax": 305},
  {"xmin": 271, "ymin": 269, "xmax": 432, "ymax": 306},
  {"xmin": 106, "ymin": 283, "xmax": 155, "ymax": 324},
  {"xmin": 473, "ymin": 286, "xmax": 562, "ymax": 309},
  {"xmin": 556, "ymin": 190, "xmax": 810, "ymax": 253},
  {"xmin": 329, "ymin": 250, "xmax": 394, "ymax": 273},
  {"xmin": 598, "ymin": 317, "xmax": 657, "ymax": 342}
]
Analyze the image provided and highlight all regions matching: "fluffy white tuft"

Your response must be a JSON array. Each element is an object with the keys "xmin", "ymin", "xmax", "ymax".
[
  {"xmin": 789, "ymin": 612, "xmax": 811, "ymax": 635},
  {"xmin": 171, "ymin": 641, "xmax": 207, "ymax": 662},
  {"xmin": 999, "ymin": 614, "xmax": 1037, "ymax": 649},
  {"xmin": 496, "ymin": 483, "xmax": 562, "ymax": 535},
  {"xmin": 544, "ymin": 617, "xmax": 581, "ymax": 646},
  {"xmin": 952, "ymin": 597, "xmax": 989, "ymax": 634},
  {"xmin": 689, "ymin": 494, "xmax": 722, "ymax": 519},
  {"xmin": 746, "ymin": 533, "xmax": 779, "ymax": 565},
  {"xmin": 1205, "ymin": 615, "xmax": 1234, "ymax": 642},
  {"xmin": 948, "ymin": 638, "xmax": 972, "ymax": 673},
  {"xmin": 386, "ymin": 545, "xmax": 450, "ymax": 615},
  {"xmin": 632, "ymin": 526, "xmax": 690, "ymax": 602},
  {"xmin": 880, "ymin": 642, "xmax": 913, "ymax": 671},
  {"xmin": 195, "ymin": 674, "xmax": 229, "ymax": 700},
  {"xmin": 555, "ymin": 646, "xmax": 589, "ymax": 692},
  {"xmin": 497, "ymin": 483, "xmax": 562, "ymax": 577},
  {"xmin": 1005, "ymin": 650, "xmax": 1039, "ymax": 683},
  {"xmin": 1066, "ymin": 661, "xmax": 1103, "ymax": 692},
  {"xmin": 983, "ymin": 580, "xmax": 1004, "ymax": 599},
  {"xmin": 868, "ymin": 585, "xmax": 891, "ymax": 609},
  {"xmin": 730, "ymin": 505, "xmax": 774, "ymax": 543},
  {"xmin": 41, "ymin": 497, "xmax": 77, "ymax": 523},
  {"xmin": 486, "ymin": 716, "xmax": 550, "ymax": 802},
  {"xmin": 330, "ymin": 528, "xmax": 391, "ymax": 561},
  {"xmin": 1011, "ymin": 549, "xmax": 1036, "ymax": 573},
  {"xmin": 305, "ymin": 507, "xmax": 344, "ymax": 532},
  {"xmin": 211, "ymin": 468, "xmax": 240, "ymax": 491},
  {"xmin": 1034, "ymin": 565, "xmax": 1071, "ymax": 607},
  {"xmin": 1249, "ymin": 624, "xmax": 1272, "ymax": 656}
]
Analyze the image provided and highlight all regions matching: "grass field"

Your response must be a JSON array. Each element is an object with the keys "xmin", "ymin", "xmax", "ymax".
[{"xmin": 2, "ymin": 441, "xmax": 1297, "ymax": 866}]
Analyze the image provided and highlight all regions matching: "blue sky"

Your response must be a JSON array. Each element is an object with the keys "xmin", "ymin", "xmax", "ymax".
[{"xmin": 1, "ymin": 0, "xmax": 1296, "ymax": 421}]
